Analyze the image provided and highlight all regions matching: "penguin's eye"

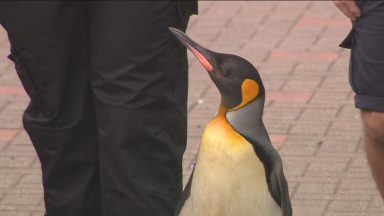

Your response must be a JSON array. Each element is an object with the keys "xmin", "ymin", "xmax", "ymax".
[
  {"xmin": 220, "ymin": 68, "xmax": 230, "ymax": 76},
  {"xmin": 217, "ymin": 57, "xmax": 234, "ymax": 77}
]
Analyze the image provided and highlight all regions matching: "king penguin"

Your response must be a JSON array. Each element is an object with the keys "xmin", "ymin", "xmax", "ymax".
[{"xmin": 169, "ymin": 27, "xmax": 292, "ymax": 216}]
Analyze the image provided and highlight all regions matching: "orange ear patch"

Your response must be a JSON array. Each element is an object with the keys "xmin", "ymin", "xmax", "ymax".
[{"xmin": 229, "ymin": 79, "xmax": 259, "ymax": 111}]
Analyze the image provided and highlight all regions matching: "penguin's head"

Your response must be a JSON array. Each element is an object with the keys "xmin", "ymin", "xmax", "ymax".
[{"xmin": 169, "ymin": 27, "xmax": 264, "ymax": 111}]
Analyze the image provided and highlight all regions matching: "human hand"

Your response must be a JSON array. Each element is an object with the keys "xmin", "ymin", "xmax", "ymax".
[{"xmin": 333, "ymin": 1, "xmax": 361, "ymax": 21}]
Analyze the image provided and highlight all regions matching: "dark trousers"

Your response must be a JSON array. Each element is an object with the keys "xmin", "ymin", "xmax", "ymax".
[{"xmin": 0, "ymin": 1, "xmax": 193, "ymax": 215}]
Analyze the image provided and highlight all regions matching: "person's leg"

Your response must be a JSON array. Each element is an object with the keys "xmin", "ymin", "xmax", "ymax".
[
  {"xmin": 88, "ymin": 2, "xmax": 191, "ymax": 215},
  {"xmin": 0, "ymin": 2, "xmax": 101, "ymax": 215},
  {"xmin": 342, "ymin": 1, "xmax": 384, "ymax": 199},
  {"xmin": 361, "ymin": 111, "xmax": 384, "ymax": 198}
]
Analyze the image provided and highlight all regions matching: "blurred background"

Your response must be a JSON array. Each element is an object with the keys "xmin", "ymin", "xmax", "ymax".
[{"xmin": 0, "ymin": 1, "xmax": 382, "ymax": 215}]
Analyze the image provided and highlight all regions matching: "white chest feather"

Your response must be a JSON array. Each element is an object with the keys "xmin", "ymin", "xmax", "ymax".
[{"xmin": 180, "ymin": 116, "xmax": 282, "ymax": 216}]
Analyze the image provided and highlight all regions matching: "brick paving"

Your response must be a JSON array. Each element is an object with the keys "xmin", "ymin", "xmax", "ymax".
[{"xmin": 0, "ymin": 1, "xmax": 383, "ymax": 216}]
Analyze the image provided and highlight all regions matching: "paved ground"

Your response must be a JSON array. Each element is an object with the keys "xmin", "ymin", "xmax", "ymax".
[{"xmin": 0, "ymin": 1, "xmax": 382, "ymax": 216}]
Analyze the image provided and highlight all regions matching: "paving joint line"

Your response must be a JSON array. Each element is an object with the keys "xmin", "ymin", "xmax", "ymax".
[{"xmin": 187, "ymin": 84, "xmax": 211, "ymax": 113}]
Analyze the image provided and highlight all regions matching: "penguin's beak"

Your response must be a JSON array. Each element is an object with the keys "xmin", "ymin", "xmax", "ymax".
[{"xmin": 169, "ymin": 27, "xmax": 214, "ymax": 72}]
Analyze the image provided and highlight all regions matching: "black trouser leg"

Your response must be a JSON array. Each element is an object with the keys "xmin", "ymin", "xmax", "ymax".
[
  {"xmin": 0, "ymin": 2, "xmax": 102, "ymax": 216},
  {"xmin": 88, "ymin": 2, "xmax": 189, "ymax": 215}
]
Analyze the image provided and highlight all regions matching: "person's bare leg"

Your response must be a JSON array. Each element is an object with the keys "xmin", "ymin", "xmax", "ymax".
[{"xmin": 362, "ymin": 110, "xmax": 384, "ymax": 199}]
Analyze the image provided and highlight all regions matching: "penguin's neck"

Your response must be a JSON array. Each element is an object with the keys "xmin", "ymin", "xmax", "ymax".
[
  {"xmin": 225, "ymin": 95, "xmax": 269, "ymax": 141},
  {"xmin": 199, "ymin": 105, "xmax": 251, "ymax": 152},
  {"xmin": 199, "ymin": 95, "xmax": 268, "ymax": 152}
]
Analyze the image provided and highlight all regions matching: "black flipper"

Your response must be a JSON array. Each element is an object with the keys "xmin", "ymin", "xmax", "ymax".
[
  {"xmin": 174, "ymin": 169, "xmax": 194, "ymax": 216},
  {"xmin": 243, "ymin": 134, "xmax": 292, "ymax": 216},
  {"xmin": 226, "ymin": 96, "xmax": 292, "ymax": 216}
]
